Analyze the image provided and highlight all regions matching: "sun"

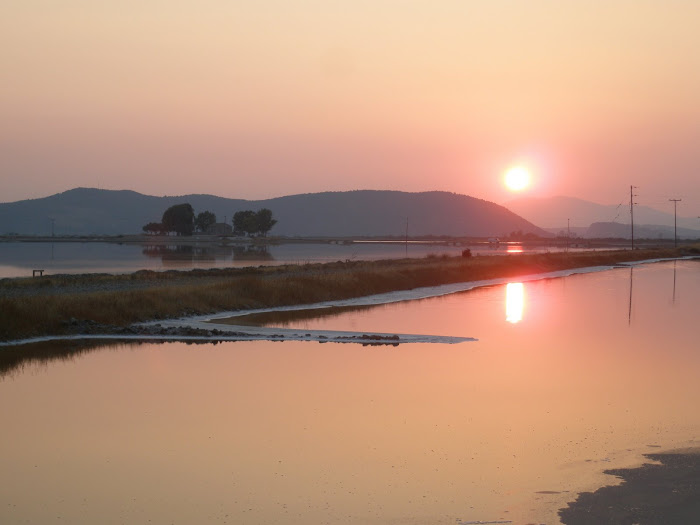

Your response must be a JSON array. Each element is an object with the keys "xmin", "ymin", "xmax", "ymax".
[{"xmin": 504, "ymin": 166, "xmax": 531, "ymax": 192}]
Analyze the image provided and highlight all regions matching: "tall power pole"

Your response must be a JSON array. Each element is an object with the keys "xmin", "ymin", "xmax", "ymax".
[{"xmin": 669, "ymin": 198, "xmax": 681, "ymax": 247}]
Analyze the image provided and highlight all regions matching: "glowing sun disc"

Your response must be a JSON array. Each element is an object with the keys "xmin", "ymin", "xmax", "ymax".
[{"xmin": 504, "ymin": 167, "xmax": 531, "ymax": 191}]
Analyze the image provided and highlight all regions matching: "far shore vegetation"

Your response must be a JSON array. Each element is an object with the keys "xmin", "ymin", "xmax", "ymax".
[
  {"xmin": 1, "ymin": 247, "xmax": 698, "ymax": 343},
  {"xmin": 142, "ymin": 203, "xmax": 277, "ymax": 237}
]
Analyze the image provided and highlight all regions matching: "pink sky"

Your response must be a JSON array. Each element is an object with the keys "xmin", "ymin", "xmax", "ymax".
[{"xmin": 1, "ymin": 1, "xmax": 699, "ymax": 213}]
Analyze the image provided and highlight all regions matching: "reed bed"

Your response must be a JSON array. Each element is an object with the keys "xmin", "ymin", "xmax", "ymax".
[{"xmin": 0, "ymin": 248, "xmax": 691, "ymax": 342}]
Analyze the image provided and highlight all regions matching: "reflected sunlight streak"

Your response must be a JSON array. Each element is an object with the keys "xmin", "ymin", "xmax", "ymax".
[{"xmin": 506, "ymin": 282, "xmax": 525, "ymax": 323}]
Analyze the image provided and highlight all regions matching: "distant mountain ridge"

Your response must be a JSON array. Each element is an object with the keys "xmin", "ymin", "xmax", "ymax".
[
  {"xmin": 0, "ymin": 188, "xmax": 547, "ymax": 238},
  {"xmin": 506, "ymin": 195, "xmax": 698, "ymax": 230},
  {"xmin": 586, "ymin": 222, "xmax": 700, "ymax": 240}
]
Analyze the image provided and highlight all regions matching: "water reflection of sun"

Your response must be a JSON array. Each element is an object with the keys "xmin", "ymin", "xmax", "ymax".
[{"xmin": 506, "ymin": 282, "xmax": 524, "ymax": 323}]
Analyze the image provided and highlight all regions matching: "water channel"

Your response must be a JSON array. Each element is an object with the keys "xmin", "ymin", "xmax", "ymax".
[
  {"xmin": 1, "ymin": 259, "xmax": 698, "ymax": 524},
  {"xmin": 0, "ymin": 240, "xmax": 599, "ymax": 279}
]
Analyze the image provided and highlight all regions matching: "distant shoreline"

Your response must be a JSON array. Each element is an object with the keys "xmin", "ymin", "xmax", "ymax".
[
  {"xmin": 1, "ymin": 247, "xmax": 697, "ymax": 344},
  {"xmin": 0, "ymin": 233, "xmax": 691, "ymax": 249}
]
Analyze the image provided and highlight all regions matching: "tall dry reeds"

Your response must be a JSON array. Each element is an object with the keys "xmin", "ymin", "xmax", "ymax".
[{"xmin": 0, "ymin": 248, "xmax": 687, "ymax": 342}]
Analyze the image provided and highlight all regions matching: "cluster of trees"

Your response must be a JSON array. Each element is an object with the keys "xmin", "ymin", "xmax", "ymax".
[
  {"xmin": 507, "ymin": 230, "xmax": 542, "ymax": 241},
  {"xmin": 556, "ymin": 230, "xmax": 580, "ymax": 239},
  {"xmin": 142, "ymin": 222, "xmax": 168, "ymax": 235},
  {"xmin": 194, "ymin": 211, "xmax": 216, "ymax": 233},
  {"xmin": 233, "ymin": 209, "xmax": 277, "ymax": 237},
  {"xmin": 143, "ymin": 203, "xmax": 277, "ymax": 237},
  {"xmin": 142, "ymin": 204, "xmax": 215, "ymax": 236}
]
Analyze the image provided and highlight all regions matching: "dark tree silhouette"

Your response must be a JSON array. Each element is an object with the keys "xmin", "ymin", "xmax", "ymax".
[
  {"xmin": 255, "ymin": 208, "xmax": 277, "ymax": 237},
  {"xmin": 232, "ymin": 209, "xmax": 278, "ymax": 236},
  {"xmin": 162, "ymin": 203, "xmax": 194, "ymax": 236},
  {"xmin": 195, "ymin": 211, "xmax": 217, "ymax": 233},
  {"xmin": 142, "ymin": 222, "xmax": 166, "ymax": 235},
  {"xmin": 233, "ymin": 210, "xmax": 257, "ymax": 236}
]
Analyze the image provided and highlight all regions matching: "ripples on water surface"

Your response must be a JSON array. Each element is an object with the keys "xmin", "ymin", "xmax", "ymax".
[{"xmin": 0, "ymin": 260, "xmax": 698, "ymax": 524}]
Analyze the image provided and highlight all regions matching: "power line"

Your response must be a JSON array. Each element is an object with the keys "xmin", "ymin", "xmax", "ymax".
[{"xmin": 610, "ymin": 202, "xmax": 623, "ymax": 223}]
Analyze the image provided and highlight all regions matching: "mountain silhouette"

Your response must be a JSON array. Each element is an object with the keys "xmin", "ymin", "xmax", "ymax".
[
  {"xmin": 0, "ymin": 188, "xmax": 548, "ymax": 238},
  {"xmin": 506, "ymin": 195, "xmax": 698, "ymax": 230}
]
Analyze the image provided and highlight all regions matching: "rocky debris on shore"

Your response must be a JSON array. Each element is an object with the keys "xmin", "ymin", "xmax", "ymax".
[{"xmin": 336, "ymin": 334, "xmax": 401, "ymax": 346}]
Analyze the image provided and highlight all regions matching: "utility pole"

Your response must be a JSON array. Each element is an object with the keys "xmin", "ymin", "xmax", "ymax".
[
  {"xmin": 669, "ymin": 198, "xmax": 681, "ymax": 247},
  {"xmin": 630, "ymin": 186, "xmax": 638, "ymax": 250}
]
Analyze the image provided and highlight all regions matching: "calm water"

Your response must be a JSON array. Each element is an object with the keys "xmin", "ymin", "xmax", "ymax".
[
  {"xmin": 0, "ymin": 240, "xmax": 592, "ymax": 278},
  {"xmin": 1, "ymin": 260, "xmax": 698, "ymax": 524}
]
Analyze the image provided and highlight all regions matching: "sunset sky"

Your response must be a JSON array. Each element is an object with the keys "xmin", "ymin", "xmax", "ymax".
[{"xmin": 2, "ymin": 1, "xmax": 699, "ymax": 213}]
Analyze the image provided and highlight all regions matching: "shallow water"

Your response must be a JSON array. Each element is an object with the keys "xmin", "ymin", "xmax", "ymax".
[
  {"xmin": 0, "ymin": 240, "xmax": 598, "ymax": 278},
  {"xmin": 0, "ymin": 260, "xmax": 698, "ymax": 524}
]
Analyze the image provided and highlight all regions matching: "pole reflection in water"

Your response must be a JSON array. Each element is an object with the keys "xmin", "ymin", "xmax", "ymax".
[
  {"xmin": 672, "ymin": 259, "xmax": 677, "ymax": 305},
  {"xmin": 628, "ymin": 266, "xmax": 634, "ymax": 326},
  {"xmin": 505, "ymin": 282, "xmax": 525, "ymax": 323}
]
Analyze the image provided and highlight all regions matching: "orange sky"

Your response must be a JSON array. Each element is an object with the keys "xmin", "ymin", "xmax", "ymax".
[{"xmin": 2, "ymin": 1, "xmax": 699, "ymax": 212}]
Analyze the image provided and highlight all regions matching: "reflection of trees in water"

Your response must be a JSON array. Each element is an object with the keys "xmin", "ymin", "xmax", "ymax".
[
  {"xmin": 143, "ymin": 244, "xmax": 193, "ymax": 262},
  {"xmin": 142, "ymin": 244, "xmax": 238, "ymax": 265},
  {"xmin": 232, "ymin": 245, "xmax": 274, "ymax": 261}
]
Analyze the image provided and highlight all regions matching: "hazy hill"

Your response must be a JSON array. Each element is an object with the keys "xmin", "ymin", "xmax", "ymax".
[
  {"xmin": 586, "ymin": 222, "xmax": 700, "ymax": 240},
  {"xmin": 0, "ymin": 188, "xmax": 548, "ymax": 238},
  {"xmin": 506, "ymin": 195, "xmax": 698, "ymax": 230}
]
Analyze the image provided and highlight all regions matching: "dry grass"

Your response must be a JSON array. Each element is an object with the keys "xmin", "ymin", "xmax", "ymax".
[{"xmin": 0, "ymin": 248, "xmax": 688, "ymax": 342}]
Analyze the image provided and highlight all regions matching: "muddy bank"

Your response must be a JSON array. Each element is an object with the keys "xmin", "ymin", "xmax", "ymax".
[{"xmin": 559, "ymin": 448, "xmax": 700, "ymax": 524}]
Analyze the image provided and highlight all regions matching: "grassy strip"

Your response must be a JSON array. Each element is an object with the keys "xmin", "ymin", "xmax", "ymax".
[{"xmin": 0, "ymin": 248, "xmax": 694, "ymax": 342}]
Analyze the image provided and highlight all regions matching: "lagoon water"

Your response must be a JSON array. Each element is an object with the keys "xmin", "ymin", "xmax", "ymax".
[
  {"xmin": 1, "ymin": 260, "xmax": 698, "ymax": 524},
  {"xmin": 0, "ymin": 240, "xmax": 592, "ymax": 278}
]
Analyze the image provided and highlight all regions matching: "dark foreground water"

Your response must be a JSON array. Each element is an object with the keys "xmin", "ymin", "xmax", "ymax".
[{"xmin": 0, "ymin": 260, "xmax": 698, "ymax": 524}]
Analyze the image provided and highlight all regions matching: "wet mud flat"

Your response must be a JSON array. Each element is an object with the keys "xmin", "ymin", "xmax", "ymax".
[{"xmin": 559, "ymin": 448, "xmax": 700, "ymax": 524}]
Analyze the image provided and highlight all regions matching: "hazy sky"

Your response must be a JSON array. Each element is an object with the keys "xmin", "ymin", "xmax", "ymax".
[{"xmin": 2, "ymin": 1, "xmax": 699, "ymax": 213}]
